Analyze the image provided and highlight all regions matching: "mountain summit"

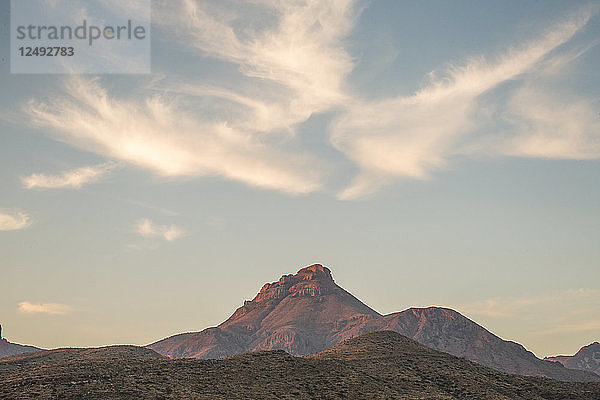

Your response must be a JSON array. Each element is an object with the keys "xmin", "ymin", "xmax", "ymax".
[
  {"xmin": 227, "ymin": 264, "xmax": 354, "ymax": 321},
  {"xmin": 149, "ymin": 264, "xmax": 598, "ymax": 382}
]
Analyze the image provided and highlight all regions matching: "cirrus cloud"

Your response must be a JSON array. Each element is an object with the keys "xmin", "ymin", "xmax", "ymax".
[
  {"xmin": 18, "ymin": 301, "xmax": 73, "ymax": 315},
  {"xmin": 23, "ymin": 76, "xmax": 324, "ymax": 194},
  {"xmin": 330, "ymin": 5, "xmax": 600, "ymax": 199},
  {"xmin": 136, "ymin": 218, "xmax": 185, "ymax": 242},
  {"xmin": 22, "ymin": 162, "xmax": 117, "ymax": 190},
  {"xmin": 12, "ymin": 1, "xmax": 600, "ymax": 199},
  {"xmin": 18, "ymin": 0, "xmax": 361, "ymax": 196},
  {"xmin": 0, "ymin": 211, "xmax": 32, "ymax": 231}
]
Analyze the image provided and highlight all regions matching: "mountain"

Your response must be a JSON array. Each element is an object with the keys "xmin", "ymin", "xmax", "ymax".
[
  {"xmin": 0, "ymin": 324, "xmax": 41, "ymax": 359},
  {"xmin": 149, "ymin": 264, "xmax": 380, "ymax": 358},
  {"xmin": 149, "ymin": 264, "xmax": 599, "ymax": 382},
  {"xmin": 338, "ymin": 307, "xmax": 597, "ymax": 382},
  {"xmin": 3, "ymin": 331, "xmax": 599, "ymax": 399},
  {"xmin": 545, "ymin": 342, "xmax": 600, "ymax": 376}
]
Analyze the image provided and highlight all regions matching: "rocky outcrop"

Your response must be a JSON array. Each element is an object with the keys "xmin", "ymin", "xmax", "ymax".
[
  {"xmin": 545, "ymin": 342, "xmax": 600, "ymax": 376},
  {"xmin": 229, "ymin": 264, "xmax": 337, "ymax": 320},
  {"xmin": 148, "ymin": 264, "xmax": 599, "ymax": 382}
]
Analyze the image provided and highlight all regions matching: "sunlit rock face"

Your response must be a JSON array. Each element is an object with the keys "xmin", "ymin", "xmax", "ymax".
[{"xmin": 249, "ymin": 264, "xmax": 335, "ymax": 304}]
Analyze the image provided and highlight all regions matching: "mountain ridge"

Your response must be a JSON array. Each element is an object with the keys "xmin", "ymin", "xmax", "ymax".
[
  {"xmin": 545, "ymin": 342, "xmax": 600, "ymax": 376},
  {"xmin": 148, "ymin": 264, "xmax": 599, "ymax": 382}
]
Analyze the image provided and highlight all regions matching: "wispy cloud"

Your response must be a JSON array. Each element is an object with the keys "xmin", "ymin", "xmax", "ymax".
[
  {"xmin": 533, "ymin": 321, "xmax": 600, "ymax": 337},
  {"xmin": 459, "ymin": 296, "xmax": 548, "ymax": 319},
  {"xmin": 22, "ymin": 162, "xmax": 117, "ymax": 190},
  {"xmin": 0, "ymin": 211, "xmax": 32, "ymax": 231},
  {"xmin": 458, "ymin": 288, "xmax": 600, "ymax": 320},
  {"xmin": 456, "ymin": 288, "xmax": 600, "ymax": 356},
  {"xmin": 498, "ymin": 86, "xmax": 600, "ymax": 159},
  {"xmin": 122, "ymin": 198, "xmax": 180, "ymax": 217},
  {"xmin": 136, "ymin": 218, "xmax": 185, "ymax": 242},
  {"xmin": 23, "ymin": 76, "xmax": 324, "ymax": 194},
  {"xmin": 331, "ymin": 6, "xmax": 599, "ymax": 199},
  {"xmin": 19, "ymin": 0, "xmax": 359, "ymax": 195},
  {"xmin": 13, "ymin": 2, "xmax": 600, "ymax": 198},
  {"xmin": 18, "ymin": 301, "xmax": 73, "ymax": 315},
  {"xmin": 154, "ymin": 0, "xmax": 355, "ymax": 126}
]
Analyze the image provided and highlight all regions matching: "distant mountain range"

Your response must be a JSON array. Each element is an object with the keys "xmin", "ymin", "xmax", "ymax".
[
  {"xmin": 2, "ymin": 331, "xmax": 599, "ymax": 399},
  {"xmin": 546, "ymin": 342, "xmax": 600, "ymax": 377},
  {"xmin": 0, "ymin": 325, "xmax": 41, "ymax": 359},
  {"xmin": 149, "ymin": 264, "xmax": 599, "ymax": 382}
]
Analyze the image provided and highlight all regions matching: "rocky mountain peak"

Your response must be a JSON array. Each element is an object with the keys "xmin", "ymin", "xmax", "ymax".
[
  {"xmin": 214, "ymin": 263, "xmax": 376, "ymax": 331},
  {"xmin": 296, "ymin": 264, "xmax": 333, "ymax": 281},
  {"xmin": 250, "ymin": 264, "xmax": 335, "ymax": 304}
]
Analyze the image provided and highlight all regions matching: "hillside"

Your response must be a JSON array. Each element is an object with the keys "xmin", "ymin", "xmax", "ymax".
[{"xmin": 2, "ymin": 331, "xmax": 599, "ymax": 399}]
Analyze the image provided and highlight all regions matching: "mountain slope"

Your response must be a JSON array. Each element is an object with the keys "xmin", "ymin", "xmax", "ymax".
[
  {"xmin": 149, "ymin": 264, "xmax": 599, "ymax": 382},
  {"xmin": 546, "ymin": 342, "xmax": 600, "ymax": 376},
  {"xmin": 0, "ymin": 326, "xmax": 41, "ymax": 359},
  {"xmin": 0, "ymin": 339, "xmax": 40, "ymax": 359},
  {"xmin": 3, "ymin": 331, "xmax": 599, "ymax": 399}
]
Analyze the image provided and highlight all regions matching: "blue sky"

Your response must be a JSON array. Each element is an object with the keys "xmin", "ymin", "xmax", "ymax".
[{"xmin": 0, "ymin": 0, "xmax": 599, "ymax": 357}]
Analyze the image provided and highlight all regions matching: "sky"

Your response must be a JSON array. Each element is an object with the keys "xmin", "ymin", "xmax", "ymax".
[{"xmin": 0, "ymin": 0, "xmax": 599, "ymax": 358}]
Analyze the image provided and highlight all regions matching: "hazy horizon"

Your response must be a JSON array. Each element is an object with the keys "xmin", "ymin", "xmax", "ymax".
[{"xmin": 1, "ymin": 0, "xmax": 599, "ymax": 359}]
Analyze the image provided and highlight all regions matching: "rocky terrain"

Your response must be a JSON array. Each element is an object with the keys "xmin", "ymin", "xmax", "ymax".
[
  {"xmin": 0, "ymin": 325, "xmax": 41, "ymax": 359},
  {"xmin": 2, "ymin": 331, "xmax": 599, "ymax": 399},
  {"xmin": 546, "ymin": 342, "xmax": 600, "ymax": 376},
  {"xmin": 149, "ymin": 264, "xmax": 598, "ymax": 382}
]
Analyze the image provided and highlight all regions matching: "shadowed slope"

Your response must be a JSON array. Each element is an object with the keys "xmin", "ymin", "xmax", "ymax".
[
  {"xmin": 0, "ymin": 325, "xmax": 41, "ymax": 359},
  {"xmin": 0, "ymin": 339, "xmax": 40, "ymax": 360}
]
